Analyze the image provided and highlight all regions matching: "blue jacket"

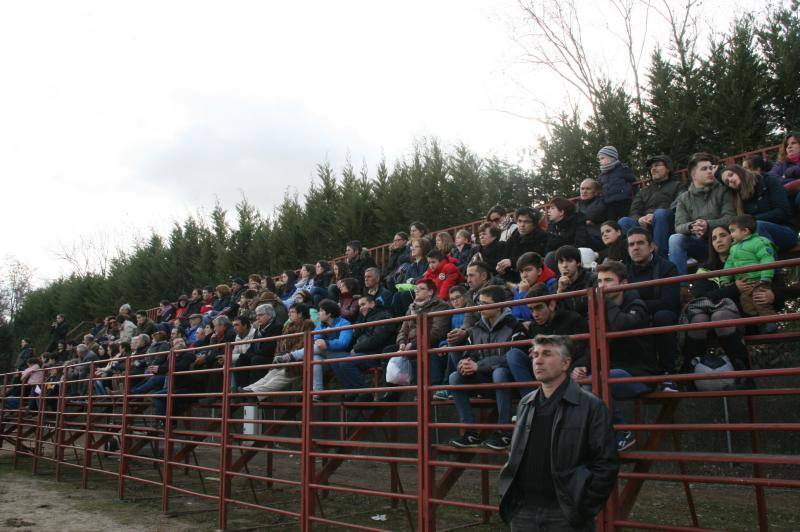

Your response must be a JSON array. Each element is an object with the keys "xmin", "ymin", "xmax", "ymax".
[
  {"xmin": 511, "ymin": 279, "xmax": 556, "ymax": 321},
  {"xmin": 598, "ymin": 163, "xmax": 636, "ymax": 203},
  {"xmin": 313, "ymin": 316, "xmax": 353, "ymax": 352},
  {"xmin": 741, "ymin": 174, "xmax": 793, "ymax": 226}
]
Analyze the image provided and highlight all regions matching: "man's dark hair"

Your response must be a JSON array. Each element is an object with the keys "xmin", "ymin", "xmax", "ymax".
[
  {"xmin": 347, "ymin": 240, "xmax": 363, "ymax": 253},
  {"xmin": 359, "ymin": 294, "xmax": 376, "ymax": 303},
  {"xmin": 478, "ymin": 222, "xmax": 502, "ymax": 239},
  {"xmin": 687, "ymin": 152, "xmax": 718, "ymax": 177},
  {"xmin": 744, "ymin": 154, "xmax": 771, "ymax": 172},
  {"xmin": 395, "ymin": 231, "xmax": 409, "ymax": 241},
  {"xmin": 477, "ymin": 284, "xmax": 509, "ymax": 303},
  {"xmin": 486, "ymin": 205, "xmax": 507, "ymax": 219},
  {"xmin": 626, "ymin": 226, "xmax": 653, "ymax": 244},
  {"xmin": 410, "ymin": 221, "xmax": 429, "ymax": 235},
  {"xmin": 555, "ymin": 245, "xmax": 581, "ymax": 264},
  {"xmin": 21, "ymin": 337, "xmax": 31, "ymax": 344},
  {"xmin": 532, "ymin": 334, "xmax": 573, "ymax": 361},
  {"xmin": 525, "ymin": 283, "xmax": 551, "ymax": 300},
  {"xmin": 596, "ymin": 261, "xmax": 628, "ymax": 281},
  {"xmin": 159, "ymin": 299, "xmax": 171, "ymax": 306},
  {"xmin": 515, "ymin": 206, "xmax": 541, "ymax": 223},
  {"xmin": 467, "ymin": 260, "xmax": 492, "ymax": 278},
  {"xmin": 549, "ymin": 197, "xmax": 576, "ymax": 216},
  {"xmin": 119, "ymin": 341, "xmax": 131, "ymax": 353},
  {"xmin": 289, "ymin": 302, "xmax": 311, "ymax": 320},
  {"xmin": 729, "ymin": 214, "xmax": 757, "ymax": 234},
  {"xmin": 203, "ymin": 285, "xmax": 214, "ymax": 293},
  {"xmin": 233, "ymin": 316, "xmax": 251, "ymax": 328},
  {"xmin": 516, "ymin": 252, "xmax": 544, "ymax": 271},
  {"xmin": 427, "ymin": 249, "xmax": 445, "ymax": 261},
  {"xmin": 135, "ymin": 310, "xmax": 147, "ymax": 317},
  {"xmin": 318, "ymin": 299, "xmax": 341, "ymax": 318}
]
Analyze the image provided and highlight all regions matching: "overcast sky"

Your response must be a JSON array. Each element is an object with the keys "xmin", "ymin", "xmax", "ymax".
[{"xmin": 0, "ymin": 0, "xmax": 759, "ymax": 285}]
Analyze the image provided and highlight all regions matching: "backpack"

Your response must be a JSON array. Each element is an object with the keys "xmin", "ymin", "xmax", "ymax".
[{"xmin": 691, "ymin": 353, "xmax": 735, "ymax": 391}]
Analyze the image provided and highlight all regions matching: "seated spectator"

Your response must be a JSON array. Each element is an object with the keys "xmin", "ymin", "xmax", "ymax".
[
  {"xmin": 309, "ymin": 261, "xmax": 333, "ymax": 303},
  {"xmin": 89, "ymin": 317, "xmax": 105, "ymax": 339},
  {"xmin": 720, "ymin": 214, "xmax": 778, "ymax": 331},
  {"xmin": 195, "ymin": 316, "xmax": 236, "ymax": 404},
  {"xmin": 15, "ymin": 338, "xmax": 33, "ymax": 372},
  {"xmin": 230, "ymin": 277, "xmax": 247, "ymax": 304},
  {"xmin": 381, "ymin": 279, "xmax": 450, "ymax": 400},
  {"xmin": 336, "ymin": 278, "xmax": 361, "ymax": 322},
  {"xmin": 158, "ymin": 299, "xmax": 176, "ymax": 324},
  {"xmin": 448, "ymin": 285, "xmax": 528, "ymax": 450},
  {"xmin": 669, "ymin": 152, "xmax": 736, "ymax": 279},
  {"xmin": 330, "ymin": 295, "xmax": 397, "ymax": 401},
  {"xmin": 572, "ymin": 262, "xmax": 658, "ymax": 451},
  {"xmin": 255, "ymin": 290, "xmax": 289, "ymax": 325},
  {"xmin": 554, "ymin": 245, "xmax": 596, "ymax": 316},
  {"xmin": 743, "ymin": 154, "xmax": 772, "ymax": 176},
  {"xmin": 186, "ymin": 313, "xmax": 204, "ymax": 344},
  {"xmin": 768, "ymin": 131, "xmax": 800, "ymax": 193},
  {"xmin": 52, "ymin": 340, "xmax": 69, "ymax": 365},
  {"xmin": 234, "ymin": 306, "xmax": 283, "ymax": 389},
  {"xmin": 128, "ymin": 334, "xmax": 152, "ymax": 375},
  {"xmin": 486, "ymin": 205, "xmax": 517, "ymax": 241},
  {"xmin": 431, "ymin": 286, "xmax": 471, "ymax": 401},
  {"xmin": 344, "ymin": 241, "xmax": 377, "ymax": 289},
  {"xmin": 174, "ymin": 295, "xmax": 190, "ymax": 324},
  {"xmin": 721, "ymin": 164, "xmax": 797, "ymax": 250},
  {"xmin": 248, "ymin": 274, "xmax": 262, "ymax": 290},
  {"xmin": 277, "ymin": 271, "xmax": 297, "ymax": 304},
  {"xmin": 410, "ymin": 221, "xmax": 434, "ymax": 246},
  {"xmin": 626, "ymin": 227, "xmax": 680, "ymax": 390},
  {"xmin": 363, "ymin": 267, "xmax": 393, "ymax": 309},
  {"xmin": 237, "ymin": 289, "xmax": 258, "ymax": 321},
  {"xmin": 185, "ymin": 289, "xmax": 204, "ymax": 316},
  {"xmin": 386, "ymin": 232, "xmax": 412, "ymax": 278},
  {"xmin": 199, "ymin": 286, "xmax": 216, "ymax": 314},
  {"xmin": 243, "ymin": 303, "xmax": 315, "ymax": 399},
  {"xmin": 136, "ymin": 310, "xmax": 158, "ymax": 336},
  {"xmin": 597, "ymin": 145, "xmax": 635, "ymax": 220},
  {"xmin": 434, "ymin": 232, "xmax": 458, "ymax": 263},
  {"xmin": 230, "ymin": 316, "xmax": 256, "ymax": 388},
  {"xmin": 507, "ymin": 284, "xmax": 588, "ymax": 396},
  {"xmin": 402, "ymin": 237, "xmax": 431, "ymax": 284},
  {"xmin": 510, "ymin": 252, "xmax": 556, "ymax": 323},
  {"xmin": 119, "ymin": 303, "xmax": 133, "ymax": 322},
  {"xmin": 3, "ymin": 358, "xmax": 44, "ymax": 411},
  {"xmin": 274, "ymin": 299, "xmax": 353, "ymax": 396},
  {"xmin": 576, "ymin": 178, "xmax": 608, "ymax": 250},
  {"xmin": 327, "ymin": 260, "xmax": 350, "ymax": 301},
  {"xmin": 451, "ymin": 229, "xmax": 476, "ymax": 274},
  {"xmin": 260, "ymin": 275, "xmax": 278, "ymax": 293},
  {"xmin": 283, "ymin": 264, "xmax": 315, "ymax": 308},
  {"xmin": 151, "ymin": 339, "xmax": 198, "ymax": 425},
  {"xmin": 497, "ymin": 207, "xmax": 547, "ymax": 282},
  {"xmin": 473, "ymin": 222, "xmax": 506, "ymax": 274},
  {"xmin": 118, "ymin": 314, "xmax": 138, "ymax": 343},
  {"xmin": 544, "ymin": 197, "xmax": 590, "ymax": 269},
  {"xmin": 618, "ymin": 155, "xmax": 684, "ymax": 260},
  {"xmin": 445, "ymin": 261, "xmax": 492, "ymax": 348},
  {"xmin": 683, "ymin": 226, "xmax": 753, "ymax": 383},
  {"xmin": 129, "ymin": 332, "xmax": 170, "ymax": 396},
  {"xmin": 597, "ymin": 220, "xmax": 628, "ymax": 263},
  {"xmin": 424, "ymin": 249, "xmax": 465, "ymax": 300}
]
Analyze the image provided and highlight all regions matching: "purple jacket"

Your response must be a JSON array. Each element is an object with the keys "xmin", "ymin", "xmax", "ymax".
[{"xmin": 768, "ymin": 159, "xmax": 800, "ymax": 186}]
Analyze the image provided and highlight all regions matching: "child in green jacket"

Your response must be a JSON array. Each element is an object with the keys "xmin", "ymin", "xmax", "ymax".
[{"xmin": 720, "ymin": 215, "xmax": 777, "ymax": 324}]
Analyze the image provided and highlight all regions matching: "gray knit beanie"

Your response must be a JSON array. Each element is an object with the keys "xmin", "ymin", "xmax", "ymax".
[{"xmin": 597, "ymin": 146, "xmax": 619, "ymax": 161}]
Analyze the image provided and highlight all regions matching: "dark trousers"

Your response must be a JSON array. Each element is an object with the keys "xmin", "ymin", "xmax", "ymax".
[{"xmin": 511, "ymin": 503, "xmax": 595, "ymax": 532}]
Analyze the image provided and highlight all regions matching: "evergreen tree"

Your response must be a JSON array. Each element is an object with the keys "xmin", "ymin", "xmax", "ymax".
[
  {"xmin": 757, "ymin": 5, "xmax": 800, "ymax": 133},
  {"xmin": 536, "ymin": 109, "xmax": 595, "ymax": 198}
]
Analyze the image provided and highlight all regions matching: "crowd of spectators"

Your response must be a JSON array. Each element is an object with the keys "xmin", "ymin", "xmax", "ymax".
[{"xmin": 5, "ymin": 133, "xmax": 799, "ymax": 453}]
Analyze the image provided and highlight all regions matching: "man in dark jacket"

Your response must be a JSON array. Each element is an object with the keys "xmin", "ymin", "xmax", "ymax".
[
  {"xmin": 554, "ymin": 246, "xmax": 596, "ymax": 317},
  {"xmin": 571, "ymin": 261, "xmax": 658, "ymax": 452},
  {"xmin": 330, "ymin": 295, "xmax": 396, "ymax": 400},
  {"xmin": 345, "ymin": 240, "xmax": 377, "ymax": 290},
  {"xmin": 363, "ymin": 267, "xmax": 394, "ymax": 310},
  {"xmin": 619, "ymin": 155, "xmax": 684, "ymax": 259},
  {"xmin": 135, "ymin": 310, "xmax": 158, "ymax": 336},
  {"xmin": 47, "ymin": 314, "xmax": 69, "ymax": 352},
  {"xmin": 576, "ymin": 178, "xmax": 608, "ymax": 250},
  {"xmin": 448, "ymin": 285, "xmax": 528, "ymax": 451},
  {"xmin": 15, "ymin": 339, "xmax": 33, "ymax": 372},
  {"xmin": 499, "ymin": 334, "xmax": 618, "ymax": 530},
  {"xmin": 497, "ymin": 207, "xmax": 547, "ymax": 282},
  {"xmin": 151, "ymin": 339, "xmax": 198, "ymax": 420},
  {"xmin": 626, "ymin": 228, "xmax": 681, "ymax": 389},
  {"xmin": 474, "ymin": 222, "xmax": 507, "ymax": 274},
  {"xmin": 234, "ymin": 304, "xmax": 283, "ymax": 388},
  {"xmin": 545, "ymin": 198, "xmax": 591, "ymax": 261},
  {"xmin": 506, "ymin": 285, "xmax": 588, "ymax": 396}
]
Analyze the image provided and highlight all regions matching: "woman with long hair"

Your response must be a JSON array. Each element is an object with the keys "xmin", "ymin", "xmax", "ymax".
[{"xmin": 597, "ymin": 220, "xmax": 628, "ymax": 263}]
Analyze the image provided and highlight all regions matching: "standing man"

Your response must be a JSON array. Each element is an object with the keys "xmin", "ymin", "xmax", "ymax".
[{"xmin": 499, "ymin": 334, "xmax": 619, "ymax": 530}]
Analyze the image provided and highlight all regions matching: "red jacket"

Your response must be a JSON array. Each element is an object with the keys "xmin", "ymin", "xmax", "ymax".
[{"xmin": 424, "ymin": 261, "xmax": 465, "ymax": 300}]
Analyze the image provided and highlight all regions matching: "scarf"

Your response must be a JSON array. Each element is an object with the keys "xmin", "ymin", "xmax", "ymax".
[
  {"xmin": 787, "ymin": 153, "xmax": 800, "ymax": 164},
  {"xmin": 600, "ymin": 159, "xmax": 620, "ymax": 173}
]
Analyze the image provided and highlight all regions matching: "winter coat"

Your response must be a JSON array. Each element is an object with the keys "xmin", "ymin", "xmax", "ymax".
[
  {"xmin": 546, "ymin": 212, "xmax": 591, "ymax": 253},
  {"xmin": 423, "ymin": 260, "xmax": 465, "ymax": 300},
  {"xmin": 503, "ymin": 227, "xmax": 548, "ymax": 280},
  {"xmin": 674, "ymin": 181, "xmax": 737, "ymax": 235},
  {"xmin": 767, "ymin": 159, "xmax": 800, "ymax": 186},
  {"xmin": 629, "ymin": 178, "xmax": 684, "ymax": 218},
  {"xmin": 313, "ymin": 317, "xmax": 354, "ymax": 352},
  {"xmin": 462, "ymin": 310, "xmax": 528, "ymax": 373},
  {"xmin": 499, "ymin": 379, "xmax": 618, "ymax": 526},
  {"xmin": 15, "ymin": 346, "xmax": 33, "ymax": 372},
  {"xmin": 557, "ymin": 268, "xmax": 596, "ymax": 317},
  {"xmin": 510, "ymin": 266, "xmax": 557, "ymax": 321},
  {"xmin": 598, "ymin": 163, "xmax": 636, "ymax": 203},
  {"xmin": 532, "ymin": 309, "xmax": 590, "ymax": 367},
  {"xmin": 576, "ymin": 196, "xmax": 608, "ymax": 225},
  {"xmin": 347, "ymin": 251, "xmax": 378, "ymax": 288},
  {"xmin": 740, "ymin": 174, "xmax": 793, "ymax": 226},
  {"xmin": 720, "ymin": 234, "xmax": 776, "ymax": 283},
  {"xmin": 626, "ymin": 256, "xmax": 680, "ymax": 314},
  {"xmin": 604, "ymin": 291, "xmax": 658, "ymax": 376},
  {"xmin": 386, "ymin": 246, "xmax": 411, "ymax": 276},
  {"xmin": 403, "ymin": 259, "xmax": 429, "ymax": 283},
  {"xmin": 396, "ymin": 297, "xmax": 451, "ymax": 348},
  {"xmin": 451, "ymin": 244, "xmax": 477, "ymax": 274},
  {"xmin": 352, "ymin": 307, "xmax": 396, "ymax": 354},
  {"xmin": 313, "ymin": 271, "xmax": 334, "ymax": 290},
  {"xmin": 473, "ymin": 238, "xmax": 507, "ymax": 273},
  {"xmin": 338, "ymin": 294, "xmax": 360, "ymax": 323}
]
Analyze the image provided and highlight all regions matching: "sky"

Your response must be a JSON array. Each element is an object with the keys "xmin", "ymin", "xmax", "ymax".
[{"xmin": 0, "ymin": 0, "xmax": 761, "ymax": 286}]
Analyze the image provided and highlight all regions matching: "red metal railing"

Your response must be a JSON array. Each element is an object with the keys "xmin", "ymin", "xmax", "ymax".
[{"xmin": 3, "ymin": 253, "xmax": 799, "ymax": 529}]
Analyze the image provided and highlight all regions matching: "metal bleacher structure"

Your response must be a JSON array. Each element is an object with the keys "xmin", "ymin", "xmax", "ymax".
[{"xmin": 2, "ymin": 144, "xmax": 799, "ymax": 531}]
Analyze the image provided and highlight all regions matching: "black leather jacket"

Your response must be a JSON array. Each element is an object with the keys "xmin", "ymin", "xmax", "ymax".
[{"xmin": 498, "ymin": 378, "xmax": 619, "ymax": 526}]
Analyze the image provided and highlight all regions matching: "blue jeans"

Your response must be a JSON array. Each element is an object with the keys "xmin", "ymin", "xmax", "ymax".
[
  {"xmin": 668, "ymin": 233, "xmax": 708, "ymax": 277},
  {"xmin": 153, "ymin": 386, "xmax": 195, "ymax": 416},
  {"xmin": 506, "ymin": 348, "xmax": 535, "ymax": 397},
  {"xmin": 619, "ymin": 208, "xmax": 674, "ymax": 259},
  {"xmin": 449, "ymin": 366, "xmax": 512, "ymax": 425},
  {"xmin": 756, "ymin": 221, "xmax": 798, "ymax": 251},
  {"xmin": 328, "ymin": 352, "xmax": 380, "ymax": 390},
  {"xmin": 291, "ymin": 346, "xmax": 348, "ymax": 392},
  {"xmin": 593, "ymin": 368, "xmax": 652, "ymax": 425},
  {"xmin": 131, "ymin": 375, "xmax": 166, "ymax": 395}
]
